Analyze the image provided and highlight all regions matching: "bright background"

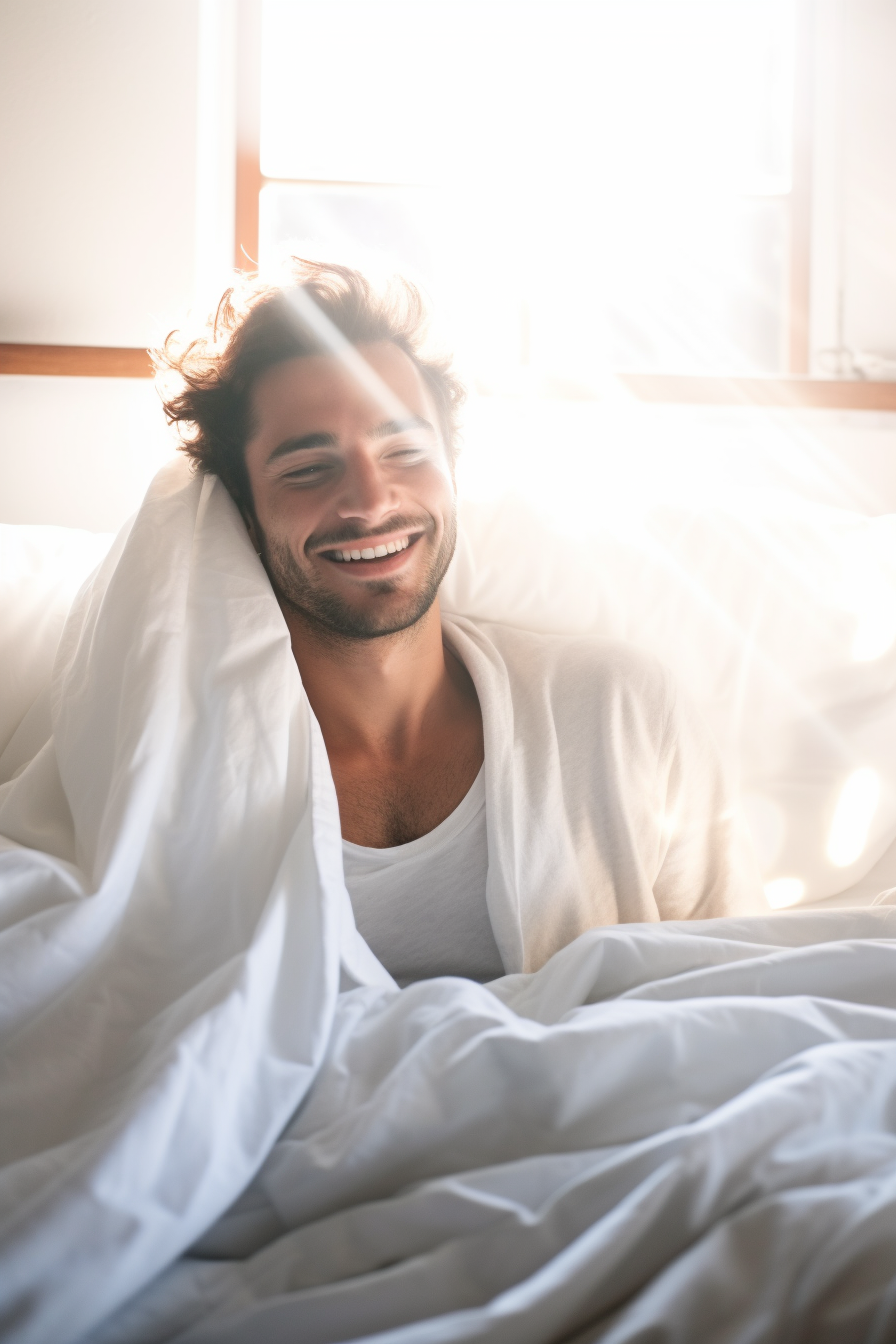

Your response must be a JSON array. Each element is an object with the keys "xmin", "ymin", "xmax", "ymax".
[
  {"xmin": 1, "ymin": 0, "xmax": 896, "ymax": 532},
  {"xmin": 261, "ymin": 0, "xmax": 796, "ymax": 384}
]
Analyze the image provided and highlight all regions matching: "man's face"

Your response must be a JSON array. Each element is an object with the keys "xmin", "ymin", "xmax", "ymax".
[{"xmin": 243, "ymin": 341, "xmax": 457, "ymax": 640}]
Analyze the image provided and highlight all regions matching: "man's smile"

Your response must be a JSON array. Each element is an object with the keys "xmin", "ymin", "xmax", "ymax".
[
  {"xmin": 314, "ymin": 528, "xmax": 427, "ymax": 575},
  {"xmin": 331, "ymin": 535, "xmax": 410, "ymax": 561}
]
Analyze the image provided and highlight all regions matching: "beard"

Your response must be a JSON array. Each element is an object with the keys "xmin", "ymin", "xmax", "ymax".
[{"xmin": 258, "ymin": 507, "xmax": 457, "ymax": 641}]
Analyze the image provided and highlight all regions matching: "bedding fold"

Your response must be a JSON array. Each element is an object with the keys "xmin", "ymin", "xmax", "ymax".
[{"xmin": 0, "ymin": 463, "xmax": 343, "ymax": 1342}]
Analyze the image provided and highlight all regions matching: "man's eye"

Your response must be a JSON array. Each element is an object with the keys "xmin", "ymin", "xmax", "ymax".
[
  {"xmin": 284, "ymin": 463, "xmax": 332, "ymax": 483},
  {"xmin": 389, "ymin": 443, "xmax": 428, "ymax": 461}
]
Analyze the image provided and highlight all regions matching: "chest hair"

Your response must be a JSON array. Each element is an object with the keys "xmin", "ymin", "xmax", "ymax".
[{"xmin": 334, "ymin": 742, "xmax": 483, "ymax": 848}]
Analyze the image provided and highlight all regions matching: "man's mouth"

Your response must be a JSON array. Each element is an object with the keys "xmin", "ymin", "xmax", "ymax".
[
  {"xmin": 330, "ymin": 535, "xmax": 411, "ymax": 562},
  {"xmin": 316, "ymin": 530, "xmax": 424, "ymax": 566}
]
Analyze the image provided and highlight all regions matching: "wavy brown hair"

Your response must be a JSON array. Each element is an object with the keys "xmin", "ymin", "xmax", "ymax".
[{"xmin": 153, "ymin": 259, "xmax": 466, "ymax": 515}]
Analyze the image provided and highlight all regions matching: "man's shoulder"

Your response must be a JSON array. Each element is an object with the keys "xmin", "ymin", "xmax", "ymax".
[{"xmin": 444, "ymin": 615, "xmax": 674, "ymax": 705}]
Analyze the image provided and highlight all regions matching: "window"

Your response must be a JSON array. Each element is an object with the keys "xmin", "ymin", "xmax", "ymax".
[{"xmin": 255, "ymin": 0, "xmax": 798, "ymax": 393}]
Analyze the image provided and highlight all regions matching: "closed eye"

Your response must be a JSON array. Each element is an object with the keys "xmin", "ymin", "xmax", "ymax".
[
  {"xmin": 282, "ymin": 462, "xmax": 336, "ymax": 484},
  {"xmin": 386, "ymin": 441, "xmax": 433, "ymax": 461}
]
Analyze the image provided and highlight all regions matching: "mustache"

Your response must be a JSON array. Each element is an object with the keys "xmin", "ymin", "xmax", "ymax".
[{"xmin": 307, "ymin": 515, "xmax": 432, "ymax": 551}]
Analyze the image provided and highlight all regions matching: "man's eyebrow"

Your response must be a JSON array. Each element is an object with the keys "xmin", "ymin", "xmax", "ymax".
[
  {"xmin": 369, "ymin": 416, "xmax": 436, "ymax": 440},
  {"xmin": 266, "ymin": 432, "xmax": 338, "ymax": 463}
]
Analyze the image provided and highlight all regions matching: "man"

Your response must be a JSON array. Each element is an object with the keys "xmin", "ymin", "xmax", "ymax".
[{"xmin": 158, "ymin": 259, "xmax": 763, "ymax": 984}]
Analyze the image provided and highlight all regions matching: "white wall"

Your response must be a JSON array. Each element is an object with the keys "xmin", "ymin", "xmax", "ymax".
[
  {"xmin": 0, "ymin": 0, "xmax": 200, "ymax": 347},
  {"xmin": 0, "ymin": 0, "xmax": 236, "ymax": 530},
  {"xmin": 0, "ymin": 376, "xmax": 174, "ymax": 532},
  {"xmin": 457, "ymin": 400, "xmax": 896, "ymax": 520}
]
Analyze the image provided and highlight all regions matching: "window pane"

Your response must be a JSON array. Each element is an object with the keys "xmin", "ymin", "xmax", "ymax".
[
  {"xmin": 261, "ymin": 0, "xmax": 793, "ymax": 191},
  {"xmin": 260, "ymin": 0, "xmax": 795, "ymax": 380}
]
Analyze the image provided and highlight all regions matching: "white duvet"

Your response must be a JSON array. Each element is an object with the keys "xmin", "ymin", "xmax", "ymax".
[{"xmin": 4, "ymin": 461, "xmax": 896, "ymax": 1344}]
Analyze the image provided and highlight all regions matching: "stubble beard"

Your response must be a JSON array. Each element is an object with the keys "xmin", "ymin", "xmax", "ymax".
[{"xmin": 258, "ymin": 507, "xmax": 458, "ymax": 642}]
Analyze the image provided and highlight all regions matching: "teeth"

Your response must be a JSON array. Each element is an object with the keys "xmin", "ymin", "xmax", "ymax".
[{"xmin": 332, "ymin": 536, "xmax": 412, "ymax": 562}]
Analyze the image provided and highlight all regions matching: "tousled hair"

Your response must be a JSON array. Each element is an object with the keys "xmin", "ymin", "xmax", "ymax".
[{"xmin": 153, "ymin": 259, "xmax": 466, "ymax": 515}]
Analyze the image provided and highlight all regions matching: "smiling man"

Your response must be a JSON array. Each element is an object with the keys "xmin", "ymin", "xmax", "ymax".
[{"xmin": 158, "ymin": 259, "xmax": 763, "ymax": 985}]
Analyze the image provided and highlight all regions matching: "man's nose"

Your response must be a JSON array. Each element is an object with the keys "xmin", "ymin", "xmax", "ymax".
[{"xmin": 335, "ymin": 449, "xmax": 398, "ymax": 523}]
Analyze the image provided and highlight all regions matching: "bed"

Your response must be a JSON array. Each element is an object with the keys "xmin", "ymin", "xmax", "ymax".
[{"xmin": 3, "ymin": 458, "xmax": 896, "ymax": 1342}]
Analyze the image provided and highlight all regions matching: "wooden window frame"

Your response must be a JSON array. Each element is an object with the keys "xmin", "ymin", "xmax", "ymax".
[
  {"xmin": 0, "ymin": 345, "xmax": 154, "ymax": 378},
  {"xmin": 3, "ymin": 0, "xmax": 895, "ymax": 411}
]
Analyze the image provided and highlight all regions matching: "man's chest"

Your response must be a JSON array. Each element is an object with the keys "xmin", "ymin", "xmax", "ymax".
[{"xmin": 330, "ymin": 737, "xmax": 484, "ymax": 848}]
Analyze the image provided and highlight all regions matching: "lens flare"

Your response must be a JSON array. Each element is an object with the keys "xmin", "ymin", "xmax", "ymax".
[
  {"xmin": 826, "ymin": 768, "xmax": 880, "ymax": 868},
  {"xmin": 764, "ymin": 877, "xmax": 805, "ymax": 909}
]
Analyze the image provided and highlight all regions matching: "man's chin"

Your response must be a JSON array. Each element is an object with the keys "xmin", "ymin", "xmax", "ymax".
[
  {"xmin": 269, "ymin": 566, "xmax": 441, "ymax": 640},
  {"xmin": 285, "ymin": 592, "xmax": 439, "ymax": 642}
]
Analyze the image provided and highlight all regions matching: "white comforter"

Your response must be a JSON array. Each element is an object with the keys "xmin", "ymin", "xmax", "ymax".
[{"xmin": 3, "ymin": 461, "xmax": 896, "ymax": 1344}]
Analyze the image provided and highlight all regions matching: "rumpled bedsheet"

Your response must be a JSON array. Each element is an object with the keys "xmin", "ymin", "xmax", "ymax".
[{"xmin": 4, "ymin": 461, "xmax": 896, "ymax": 1344}]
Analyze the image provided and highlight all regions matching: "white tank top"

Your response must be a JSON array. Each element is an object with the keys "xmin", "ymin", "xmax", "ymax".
[{"xmin": 342, "ymin": 766, "xmax": 504, "ymax": 987}]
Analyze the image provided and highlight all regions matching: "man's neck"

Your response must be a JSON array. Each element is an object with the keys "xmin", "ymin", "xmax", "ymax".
[
  {"xmin": 281, "ymin": 599, "xmax": 483, "ymax": 846},
  {"xmin": 282, "ymin": 600, "xmax": 468, "ymax": 761}
]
